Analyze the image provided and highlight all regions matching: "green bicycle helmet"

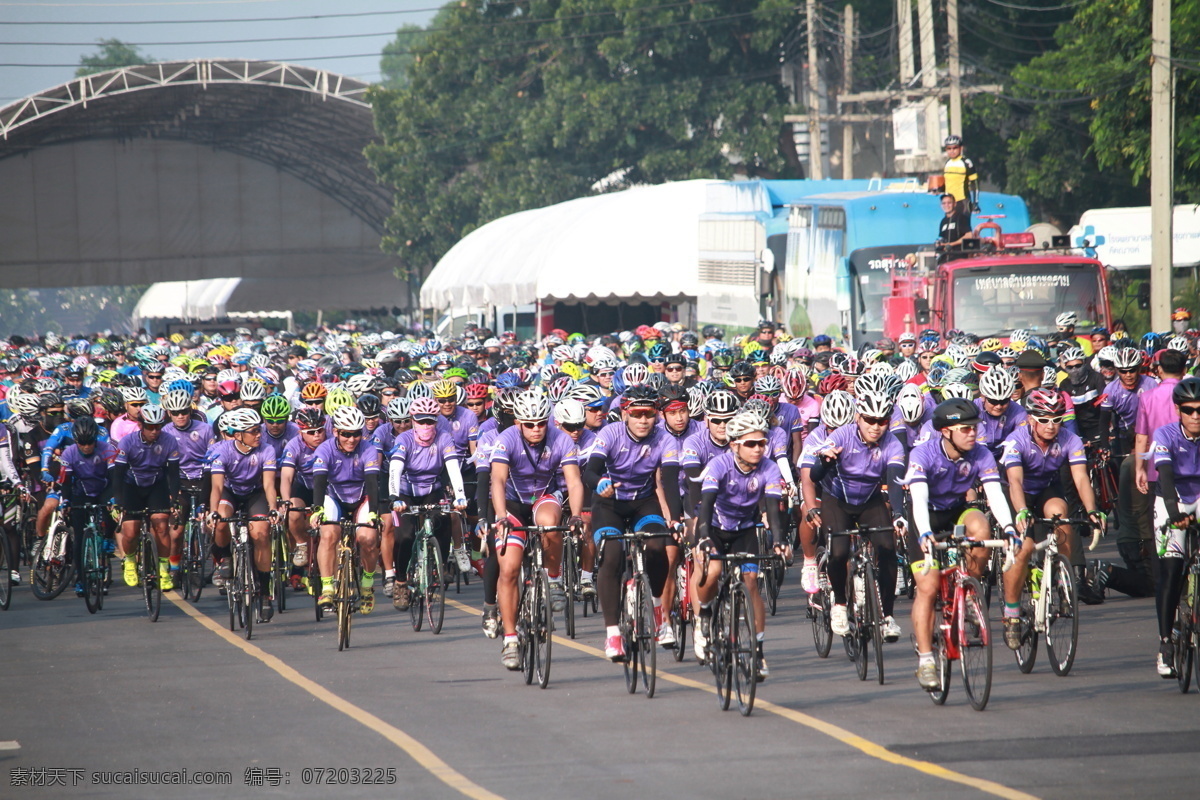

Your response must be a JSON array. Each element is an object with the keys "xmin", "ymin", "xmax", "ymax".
[{"xmin": 260, "ymin": 394, "xmax": 292, "ymax": 423}]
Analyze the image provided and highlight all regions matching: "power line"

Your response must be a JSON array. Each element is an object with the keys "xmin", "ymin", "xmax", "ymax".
[{"xmin": 984, "ymin": 0, "xmax": 1087, "ymax": 10}]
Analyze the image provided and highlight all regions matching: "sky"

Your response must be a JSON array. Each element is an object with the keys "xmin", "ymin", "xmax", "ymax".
[{"xmin": 0, "ymin": 0, "xmax": 441, "ymax": 105}]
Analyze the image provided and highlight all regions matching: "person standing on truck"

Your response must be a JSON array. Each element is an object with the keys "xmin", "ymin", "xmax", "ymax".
[
  {"xmin": 942, "ymin": 135, "xmax": 979, "ymax": 217},
  {"xmin": 936, "ymin": 193, "xmax": 975, "ymax": 250}
]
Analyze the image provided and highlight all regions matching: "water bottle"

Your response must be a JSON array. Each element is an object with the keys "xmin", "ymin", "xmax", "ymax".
[
  {"xmin": 854, "ymin": 573, "xmax": 865, "ymax": 606},
  {"xmin": 1030, "ymin": 566, "xmax": 1043, "ymax": 599},
  {"xmin": 624, "ymin": 578, "xmax": 635, "ymax": 618}
]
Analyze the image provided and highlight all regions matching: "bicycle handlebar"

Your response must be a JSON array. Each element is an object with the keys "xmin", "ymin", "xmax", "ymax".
[
  {"xmin": 828, "ymin": 526, "xmax": 895, "ymax": 538},
  {"xmin": 1029, "ymin": 515, "xmax": 1103, "ymax": 552}
]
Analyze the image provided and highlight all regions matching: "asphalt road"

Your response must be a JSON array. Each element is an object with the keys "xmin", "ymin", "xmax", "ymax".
[{"xmin": 4, "ymin": 542, "xmax": 1199, "ymax": 800}]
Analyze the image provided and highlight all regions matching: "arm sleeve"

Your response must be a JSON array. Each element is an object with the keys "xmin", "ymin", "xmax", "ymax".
[
  {"xmin": 910, "ymin": 481, "xmax": 932, "ymax": 534},
  {"xmin": 0, "ymin": 440, "xmax": 19, "ymax": 485},
  {"xmin": 446, "ymin": 457, "xmax": 465, "ymax": 499},
  {"xmin": 661, "ymin": 469, "xmax": 683, "ymax": 522},
  {"xmin": 111, "ymin": 462, "xmax": 128, "ymax": 507},
  {"xmin": 475, "ymin": 468, "xmax": 493, "ymax": 524},
  {"xmin": 166, "ymin": 461, "xmax": 180, "ymax": 499},
  {"xmin": 311, "ymin": 473, "xmax": 328, "ymax": 512},
  {"xmin": 886, "ymin": 463, "xmax": 905, "ymax": 520},
  {"xmin": 775, "ymin": 456, "xmax": 796, "ymax": 489},
  {"xmin": 696, "ymin": 491, "xmax": 716, "ymax": 543},
  {"xmin": 983, "ymin": 480, "xmax": 1013, "ymax": 528},
  {"xmin": 1097, "ymin": 407, "xmax": 1113, "ymax": 446},
  {"xmin": 765, "ymin": 501, "xmax": 784, "ymax": 545},
  {"xmin": 685, "ymin": 465, "xmax": 703, "ymax": 512},
  {"xmin": 1159, "ymin": 460, "xmax": 1183, "ymax": 522},
  {"xmin": 809, "ymin": 455, "xmax": 831, "ymax": 483},
  {"xmin": 582, "ymin": 453, "xmax": 606, "ymax": 489},
  {"xmin": 387, "ymin": 456, "xmax": 405, "ymax": 499},
  {"xmin": 364, "ymin": 475, "xmax": 379, "ymax": 515}
]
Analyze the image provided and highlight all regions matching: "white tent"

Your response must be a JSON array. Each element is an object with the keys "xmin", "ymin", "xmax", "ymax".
[
  {"xmin": 133, "ymin": 279, "xmax": 243, "ymax": 324},
  {"xmin": 420, "ymin": 180, "xmax": 716, "ymax": 309}
]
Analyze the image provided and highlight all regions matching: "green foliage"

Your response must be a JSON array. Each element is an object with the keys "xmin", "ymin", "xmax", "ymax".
[
  {"xmin": 0, "ymin": 286, "xmax": 145, "ymax": 338},
  {"xmin": 76, "ymin": 39, "xmax": 153, "ymax": 77},
  {"xmin": 366, "ymin": 0, "xmax": 800, "ymax": 277}
]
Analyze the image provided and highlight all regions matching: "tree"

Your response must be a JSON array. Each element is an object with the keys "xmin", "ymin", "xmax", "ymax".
[
  {"xmin": 380, "ymin": 24, "xmax": 429, "ymax": 90},
  {"xmin": 366, "ymin": 0, "xmax": 800, "ymax": 277},
  {"xmin": 76, "ymin": 39, "xmax": 153, "ymax": 77}
]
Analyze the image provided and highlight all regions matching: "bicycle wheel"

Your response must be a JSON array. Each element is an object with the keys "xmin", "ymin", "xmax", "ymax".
[
  {"xmin": 241, "ymin": 542, "xmax": 256, "ymax": 640},
  {"xmin": 929, "ymin": 619, "xmax": 953, "ymax": 706},
  {"xmin": 868, "ymin": 566, "xmax": 888, "ymax": 686},
  {"xmin": 0, "ymin": 535, "xmax": 11, "ymax": 611},
  {"xmin": 712, "ymin": 591, "xmax": 733, "ymax": 711},
  {"xmin": 670, "ymin": 562, "xmax": 688, "ymax": 662},
  {"xmin": 533, "ymin": 569, "xmax": 553, "ymax": 689},
  {"xmin": 1014, "ymin": 573, "xmax": 1038, "ymax": 673},
  {"xmin": 563, "ymin": 535, "xmax": 577, "ymax": 639},
  {"xmin": 82, "ymin": 533, "xmax": 101, "ymax": 614},
  {"xmin": 620, "ymin": 578, "xmax": 638, "ymax": 694},
  {"xmin": 141, "ymin": 532, "xmax": 161, "ymax": 622},
  {"xmin": 810, "ymin": 584, "xmax": 833, "ymax": 658},
  {"xmin": 732, "ymin": 582, "xmax": 758, "ymax": 716},
  {"xmin": 426, "ymin": 541, "xmax": 446, "ymax": 634},
  {"xmin": 309, "ymin": 554, "xmax": 323, "ymax": 622},
  {"xmin": 763, "ymin": 559, "xmax": 779, "ymax": 617},
  {"xmin": 851, "ymin": 583, "xmax": 869, "ymax": 681},
  {"xmin": 31, "ymin": 523, "xmax": 72, "ymax": 601},
  {"xmin": 336, "ymin": 549, "xmax": 353, "ymax": 651},
  {"xmin": 958, "ymin": 577, "xmax": 993, "ymax": 711},
  {"xmin": 520, "ymin": 573, "xmax": 535, "ymax": 686},
  {"xmin": 227, "ymin": 549, "xmax": 240, "ymax": 631},
  {"xmin": 1045, "ymin": 554, "xmax": 1078, "ymax": 676},
  {"xmin": 182, "ymin": 522, "xmax": 201, "ymax": 602},
  {"xmin": 408, "ymin": 542, "xmax": 425, "ymax": 632},
  {"xmin": 1175, "ymin": 561, "xmax": 1198, "ymax": 693},
  {"xmin": 273, "ymin": 527, "xmax": 288, "ymax": 613},
  {"xmin": 637, "ymin": 573, "xmax": 657, "ymax": 697}
]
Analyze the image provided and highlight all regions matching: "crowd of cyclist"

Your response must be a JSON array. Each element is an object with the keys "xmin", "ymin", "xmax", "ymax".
[{"xmin": 4, "ymin": 305, "xmax": 1200, "ymax": 687}]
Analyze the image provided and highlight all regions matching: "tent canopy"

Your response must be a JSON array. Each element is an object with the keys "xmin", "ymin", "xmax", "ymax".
[{"xmin": 420, "ymin": 180, "xmax": 716, "ymax": 309}]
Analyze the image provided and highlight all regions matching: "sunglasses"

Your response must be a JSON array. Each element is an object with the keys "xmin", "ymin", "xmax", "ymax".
[
  {"xmin": 649, "ymin": 358, "xmax": 666, "ymax": 364},
  {"xmin": 1030, "ymin": 416, "xmax": 1062, "ymax": 425},
  {"xmin": 1118, "ymin": 368, "xmax": 1140, "ymax": 374},
  {"xmin": 142, "ymin": 424, "xmax": 163, "ymax": 431},
  {"xmin": 466, "ymin": 400, "xmax": 486, "ymax": 408},
  {"xmin": 221, "ymin": 394, "xmax": 241, "ymax": 402},
  {"xmin": 984, "ymin": 397, "xmax": 1009, "ymax": 406},
  {"xmin": 860, "ymin": 415, "xmax": 890, "ymax": 426},
  {"xmin": 413, "ymin": 417, "xmax": 437, "ymax": 425},
  {"xmin": 169, "ymin": 409, "xmax": 192, "ymax": 416},
  {"xmin": 665, "ymin": 365, "xmax": 684, "ymax": 372},
  {"xmin": 595, "ymin": 370, "xmax": 614, "ymax": 378},
  {"xmin": 1180, "ymin": 405, "xmax": 1200, "ymax": 417},
  {"xmin": 733, "ymin": 377, "xmax": 753, "ymax": 383},
  {"xmin": 242, "ymin": 426, "xmax": 263, "ymax": 435},
  {"xmin": 736, "ymin": 438, "xmax": 768, "ymax": 448},
  {"xmin": 301, "ymin": 428, "xmax": 324, "ymax": 436},
  {"xmin": 947, "ymin": 424, "xmax": 978, "ymax": 434},
  {"xmin": 521, "ymin": 420, "xmax": 548, "ymax": 429},
  {"xmin": 437, "ymin": 397, "xmax": 457, "ymax": 403},
  {"xmin": 338, "ymin": 430, "xmax": 363, "ymax": 438},
  {"xmin": 561, "ymin": 422, "xmax": 584, "ymax": 432},
  {"xmin": 303, "ymin": 398, "xmax": 324, "ymax": 405},
  {"xmin": 627, "ymin": 409, "xmax": 657, "ymax": 420},
  {"xmin": 128, "ymin": 402, "xmax": 147, "ymax": 408}
]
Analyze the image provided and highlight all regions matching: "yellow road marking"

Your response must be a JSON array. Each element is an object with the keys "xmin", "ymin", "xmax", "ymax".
[
  {"xmin": 167, "ymin": 594, "xmax": 504, "ymax": 800},
  {"xmin": 444, "ymin": 597, "xmax": 1038, "ymax": 800}
]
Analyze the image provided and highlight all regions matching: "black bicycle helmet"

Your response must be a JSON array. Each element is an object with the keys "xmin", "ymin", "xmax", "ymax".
[
  {"xmin": 621, "ymin": 385, "xmax": 659, "ymax": 409},
  {"xmin": 932, "ymin": 397, "xmax": 981, "ymax": 429},
  {"xmin": 729, "ymin": 361, "xmax": 755, "ymax": 380},
  {"xmin": 97, "ymin": 389, "xmax": 124, "ymax": 416},
  {"xmin": 72, "ymin": 415, "xmax": 99, "ymax": 446},
  {"xmin": 656, "ymin": 383, "xmax": 688, "ymax": 408},
  {"xmin": 1173, "ymin": 376, "xmax": 1200, "ymax": 405}
]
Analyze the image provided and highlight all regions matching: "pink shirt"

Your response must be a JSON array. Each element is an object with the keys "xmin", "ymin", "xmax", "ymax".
[
  {"xmin": 1136, "ymin": 377, "xmax": 1180, "ymax": 482},
  {"xmin": 109, "ymin": 414, "xmax": 140, "ymax": 444}
]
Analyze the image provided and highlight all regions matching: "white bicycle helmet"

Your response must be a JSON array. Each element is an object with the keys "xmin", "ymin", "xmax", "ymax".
[
  {"xmin": 725, "ymin": 410, "xmax": 769, "ymax": 441},
  {"xmin": 407, "ymin": 381, "xmax": 433, "ymax": 401},
  {"xmin": 162, "ymin": 389, "xmax": 194, "ymax": 412},
  {"xmin": 623, "ymin": 362, "xmax": 649, "ymax": 387},
  {"xmin": 818, "ymin": 390, "xmax": 853, "ymax": 428},
  {"xmin": 1055, "ymin": 311, "xmax": 1077, "ymax": 328},
  {"xmin": 551, "ymin": 345, "xmax": 575, "ymax": 363},
  {"xmin": 1112, "ymin": 347, "xmax": 1143, "ymax": 370},
  {"xmin": 1041, "ymin": 367, "xmax": 1059, "ymax": 389},
  {"xmin": 1058, "ymin": 346, "xmax": 1086, "ymax": 365},
  {"xmin": 120, "ymin": 386, "xmax": 148, "ymax": 404},
  {"xmin": 10, "ymin": 391, "xmax": 39, "ymax": 417},
  {"xmin": 940, "ymin": 382, "xmax": 973, "ymax": 400},
  {"xmin": 978, "ymin": 367, "xmax": 1015, "ymax": 402},
  {"xmin": 386, "ymin": 396, "xmax": 412, "ymax": 422},
  {"xmin": 511, "ymin": 390, "xmax": 551, "ymax": 422},
  {"xmin": 895, "ymin": 360, "xmax": 919, "ymax": 383},
  {"xmin": 566, "ymin": 383, "xmax": 604, "ymax": 408},
  {"xmin": 346, "ymin": 374, "xmax": 376, "ymax": 397},
  {"xmin": 1168, "ymin": 335, "xmax": 1191, "ymax": 353},
  {"xmin": 855, "ymin": 390, "xmax": 894, "ymax": 418},
  {"xmin": 554, "ymin": 398, "xmax": 586, "ymax": 426},
  {"xmin": 222, "ymin": 407, "xmax": 262, "ymax": 434},
  {"xmin": 332, "ymin": 405, "xmax": 366, "ymax": 431},
  {"xmin": 139, "ymin": 404, "xmax": 167, "ymax": 426},
  {"xmin": 753, "ymin": 375, "xmax": 783, "ymax": 396},
  {"xmin": 705, "ymin": 390, "xmax": 741, "ymax": 420},
  {"xmin": 239, "ymin": 380, "xmax": 266, "ymax": 401},
  {"xmin": 896, "ymin": 384, "xmax": 925, "ymax": 424}
]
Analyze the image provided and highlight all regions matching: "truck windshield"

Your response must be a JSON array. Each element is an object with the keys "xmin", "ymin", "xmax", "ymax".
[{"xmin": 951, "ymin": 262, "xmax": 1106, "ymax": 336}]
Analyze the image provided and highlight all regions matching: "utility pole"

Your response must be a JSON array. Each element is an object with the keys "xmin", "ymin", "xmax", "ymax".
[
  {"xmin": 842, "ymin": 4, "xmax": 855, "ymax": 179},
  {"xmin": 916, "ymin": 0, "xmax": 939, "ymax": 169},
  {"xmin": 1150, "ymin": 0, "xmax": 1173, "ymax": 331},
  {"xmin": 806, "ymin": 0, "xmax": 823, "ymax": 179},
  {"xmin": 947, "ymin": 0, "xmax": 962, "ymax": 137},
  {"xmin": 897, "ymin": 0, "xmax": 914, "ymax": 84}
]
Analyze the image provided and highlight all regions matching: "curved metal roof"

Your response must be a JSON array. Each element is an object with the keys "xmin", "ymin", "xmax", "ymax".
[{"xmin": 0, "ymin": 59, "xmax": 391, "ymax": 233}]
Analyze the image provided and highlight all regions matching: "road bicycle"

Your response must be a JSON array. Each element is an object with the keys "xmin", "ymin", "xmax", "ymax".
[
  {"xmin": 924, "ymin": 527, "xmax": 1005, "ymax": 711},
  {"xmin": 217, "ymin": 513, "xmax": 270, "ymax": 639},
  {"xmin": 178, "ymin": 487, "xmax": 210, "ymax": 603},
  {"xmin": 30, "ymin": 498, "xmax": 73, "ymax": 601},
  {"xmin": 507, "ymin": 523, "xmax": 574, "ymax": 689},
  {"xmin": 1168, "ymin": 522, "xmax": 1200, "ymax": 693},
  {"xmin": 400, "ymin": 503, "xmax": 450, "ymax": 635},
  {"xmin": 332, "ymin": 516, "xmax": 379, "ymax": 651},
  {"xmin": 73, "ymin": 502, "xmax": 111, "ymax": 614},
  {"xmin": 130, "ymin": 507, "xmax": 173, "ymax": 623},
  {"xmin": 831, "ymin": 525, "xmax": 893, "ymax": 685},
  {"xmin": 609, "ymin": 530, "xmax": 674, "ymax": 699}
]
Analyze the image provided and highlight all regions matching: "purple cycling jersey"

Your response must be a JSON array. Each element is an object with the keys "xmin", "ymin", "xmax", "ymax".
[
  {"xmin": 390, "ymin": 429, "xmax": 458, "ymax": 496},
  {"xmin": 767, "ymin": 423, "xmax": 789, "ymax": 461},
  {"xmin": 801, "ymin": 423, "xmax": 905, "ymax": 505},
  {"xmin": 775, "ymin": 402, "xmax": 803, "ymax": 436},
  {"xmin": 589, "ymin": 422, "xmax": 671, "ymax": 502},
  {"xmin": 209, "ymin": 439, "xmax": 276, "ymax": 496},
  {"xmin": 1152, "ymin": 423, "xmax": 1200, "ymax": 504},
  {"xmin": 999, "ymin": 426, "xmax": 1086, "ymax": 495},
  {"xmin": 1101, "ymin": 375, "xmax": 1156, "ymax": 432},
  {"xmin": 680, "ymin": 430, "xmax": 729, "ymax": 471},
  {"xmin": 701, "ymin": 452, "xmax": 783, "ymax": 530},
  {"xmin": 114, "ymin": 430, "xmax": 180, "ymax": 487},
  {"xmin": 478, "ymin": 417, "xmax": 499, "ymax": 438},
  {"xmin": 264, "ymin": 422, "xmax": 300, "ymax": 462},
  {"xmin": 281, "ymin": 435, "xmax": 321, "ymax": 489},
  {"xmin": 370, "ymin": 424, "xmax": 396, "ymax": 461},
  {"xmin": 658, "ymin": 417, "xmax": 703, "ymax": 444},
  {"xmin": 555, "ymin": 427, "xmax": 595, "ymax": 493},
  {"xmin": 797, "ymin": 423, "xmax": 834, "ymax": 467},
  {"xmin": 973, "ymin": 398, "xmax": 1028, "ymax": 455},
  {"xmin": 313, "ymin": 438, "xmax": 380, "ymax": 504},
  {"xmin": 437, "ymin": 405, "xmax": 479, "ymax": 459},
  {"xmin": 60, "ymin": 441, "xmax": 118, "ymax": 497},
  {"xmin": 474, "ymin": 427, "xmax": 501, "ymax": 471},
  {"xmin": 904, "ymin": 437, "xmax": 1000, "ymax": 510},
  {"xmin": 169, "ymin": 418, "xmax": 215, "ymax": 480},
  {"xmin": 490, "ymin": 425, "xmax": 579, "ymax": 503}
]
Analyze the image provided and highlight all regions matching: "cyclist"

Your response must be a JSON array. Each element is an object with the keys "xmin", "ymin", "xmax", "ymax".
[
  {"xmin": 432, "ymin": 379, "xmax": 477, "ymax": 572},
  {"xmin": 489, "ymin": 390, "xmax": 585, "ymax": 669},
  {"xmin": 59, "ymin": 417, "xmax": 118, "ymax": 597},
  {"xmin": 905, "ymin": 398, "xmax": 1015, "ymax": 689},
  {"xmin": 690, "ymin": 410, "xmax": 785, "ymax": 678},
  {"xmin": 1150, "ymin": 377, "xmax": 1200, "ymax": 676},
  {"xmin": 111, "ymin": 404, "xmax": 180, "ymax": 591},
  {"xmin": 205, "ymin": 380, "xmax": 243, "ymax": 424},
  {"xmin": 110, "ymin": 386, "xmax": 147, "ymax": 443},
  {"xmin": 802, "ymin": 389, "xmax": 907, "ymax": 642},
  {"xmin": 208, "ymin": 408, "xmax": 280, "ymax": 619},
  {"xmin": 387, "ymin": 396, "xmax": 468, "ymax": 612},
  {"xmin": 309, "ymin": 406, "xmax": 383, "ymax": 614},
  {"xmin": 474, "ymin": 389, "xmax": 516, "ymax": 637},
  {"xmin": 999, "ymin": 389, "xmax": 1104, "ymax": 648},
  {"xmin": 260, "ymin": 394, "xmax": 298, "ymax": 462},
  {"xmin": 797, "ymin": 389, "xmax": 856, "ymax": 594},
  {"xmin": 279, "ymin": 407, "xmax": 327, "ymax": 591},
  {"xmin": 582, "ymin": 385, "xmax": 677, "ymax": 661},
  {"xmin": 162, "ymin": 387, "xmax": 214, "ymax": 585},
  {"xmin": 553, "ymin": 398, "xmax": 597, "ymax": 598},
  {"xmin": 373, "ymin": 397, "xmax": 410, "ymax": 597},
  {"xmin": 974, "ymin": 367, "xmax": 1026, "ymax": 460}
]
